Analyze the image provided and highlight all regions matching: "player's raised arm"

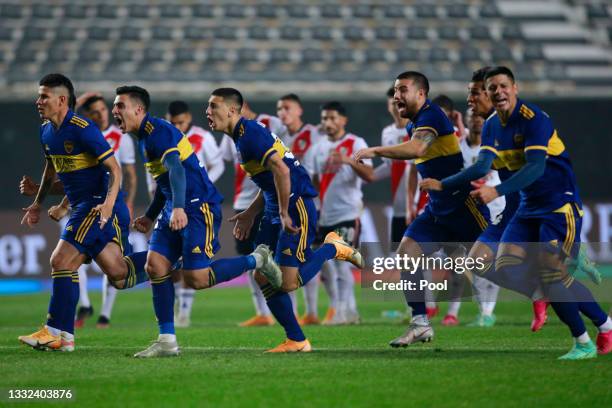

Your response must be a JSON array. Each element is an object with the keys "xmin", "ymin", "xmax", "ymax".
[{"xmin": 354, "ymin": 128, "xmax": 435, "ymax": 161}]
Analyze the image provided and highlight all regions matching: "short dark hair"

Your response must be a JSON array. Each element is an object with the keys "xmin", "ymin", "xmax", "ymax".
[
  {"xmin": 39, "ymin": 73, "xmax": 76, "ymax": 109},
  {"xmin": 81, "ymin": 95, "xmax": 105, "ymax": 112},
  {"xmin": 321, "ymin": 101, "xmax": 346, "ymax": 117},
  {"xmin": 211, "ymin": 87, "xmax": 243, "ymax": 110},
  {"xmin": 167, "ymin": 100, "xmax": 190, "ymax": 116},
  {"xmin": 279, "ymin": 93, "xmax": 302, "ymax": 108},
  {"xmin": 115, "ymin": 85, "xmax": 150, "ymax": 111},
  {"xmin": 432, "ymin": 94, "xmax": 454, "ymax": 112},
  {"xmin": 471, "ymin": 66, "xmax": 492, "ymax": 83},
  {"xmin": 386, "ymin": 87, "xmax": 395, "ymax": 98},
  {"xmin": 484, "ymin": 66, "xmax": 515, "ymax": 83},
  {"xmin": 396, "ymin": 71, "xmax": 430, "ymax": 95}
]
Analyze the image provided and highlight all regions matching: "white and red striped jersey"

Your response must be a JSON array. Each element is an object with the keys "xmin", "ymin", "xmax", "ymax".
[
  {"xmin": 184, "ymin": 125, "xmax": 224, "ymax": 183},
  {"xmin": 255, "ymin": 114, "xmax": 284, "ymax": 137},
  {"xmin": 309, "ymin": 133, "xmax": 372, "ymax": 226},
  {"xmin": 460, "ymin": 138, "xmax": 505, "ymax": 221},
  {"xmin": 277, "ymin": 123, "xmax": 325, "ymax": 173},
  {"xmin": 103, "ymin": 124, "xmax": 135, "ymax": 168}
]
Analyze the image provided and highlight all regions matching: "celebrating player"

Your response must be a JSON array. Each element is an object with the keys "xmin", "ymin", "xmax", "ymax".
[{"xmin": 207, "ymin": 88, "xmax": 363, "ymax": 352}]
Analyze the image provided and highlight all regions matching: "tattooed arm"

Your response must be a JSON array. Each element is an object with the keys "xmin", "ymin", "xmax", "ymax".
[{"xmin": 354, "ymin": 129, "xmax": 436, "ymax": 161}]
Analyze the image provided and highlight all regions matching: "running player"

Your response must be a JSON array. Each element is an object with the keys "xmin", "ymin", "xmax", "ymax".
[
  {"xmin": 470, "ymin": 66, "xmax": 611, "ymax": 359},
  {"xmin": 207, "ymin": 88, "xmax": 363, "ymax": 352},
  {"xmin": 355, "ymin": 71, "xmax": 490, "ymax": 347},
  {"xmin": 111, "ymin": 86, "xmax": 278, "ymax": 357},
  {"xmin": 18, "ymin": 74, "xmax": 148, "ymax": 352}
]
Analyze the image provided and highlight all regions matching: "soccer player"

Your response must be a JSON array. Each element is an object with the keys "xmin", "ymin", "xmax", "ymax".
[
  {"xmin": 276, "ymin": 93, "xmax": 332, "ymax": 325},
  {"xmin": 469, "ymin": 66, "xmax": 611, "ymax": 359},
  {"xmin": 166, "ymin": 100, "xmax": 225, "ymax": 328},
  {"xmin": 218, "ymin": 105, "xmax": 284, "ymax": 327},
  {"xmin": 308, "ymin": 101, "xmax": 374, "ymax": 324},
  {"xmin": 111, "ymin": 86, "xmax": 278, "ymax": 357},
  {"xmin": 355, "ymin": 71, "xmax": 490, "ymax": 347},
  {"xmin": 79, "ymin": 93, "xmax": 138, "ymax": 329},
  {"xmin": 18, "ymin": 74, "xmax": 148, "ymax": 352},
  {"xmin": 207, "ymin": 88, "xmax": 363, "ymax": 352}
]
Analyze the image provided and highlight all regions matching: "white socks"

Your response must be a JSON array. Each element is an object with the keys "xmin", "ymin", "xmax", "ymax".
[
  {"xmin": 78, "ymin": 266, "xmax": 90, "ymax": 308},
  {"xmin": 101, "ymin": 275, "xmax": 118, "ymax": 319}
]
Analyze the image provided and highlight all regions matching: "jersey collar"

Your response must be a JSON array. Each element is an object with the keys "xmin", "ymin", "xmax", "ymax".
[{"xmin": 232, "ymin": 117, "xmax": 246, "ymax": 140}]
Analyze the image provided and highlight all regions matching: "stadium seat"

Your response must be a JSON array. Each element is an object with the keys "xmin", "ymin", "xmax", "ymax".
[
  {"xmin": 22, "ymin": 26, "xmax": 48, "ymax": 41},
  {"xmin": 31, "ymin": 4, "xmax": 56, "ymax": 19},
  {"xmin": 55, "ymin": 26, "xmax": 79, "ymax": 41},
  {"xmin": 159, "ymin": 5, "xmax": 183, "ymax": 19},
  {"xmin": 268, "ymin": 48, "xmax": 292, "ymax": 64},
  {"xmin": 14, "ymin": 47, "xmax": 39, "ymax": 63},
  {"xmin": 331, "ymin": 49, "xmax": 357, "ymax": 64},
  {"xmin": 498, "ymin": 1, "xmax": 567, "ymax": 22},
  {"xmin": 237, "ymin": 48, "xmax": 261, "ymax": 64},
  {"xmin": 469, "ymin": 25, "xmax": 492, "ymax": 41},
  {"xmin": 174, "ymin": 48, "xmax": 199, "ymax": 63},
  {"xmin": 395, "ymin": 48, "xmax": 421, "ymax": 62},
  {"xmin": 143, "ymin": 48, "xmax": 166, "ymax": 63},
  {"xmin": 127, "ymin": 5, "xmax": 150, "ymax": 19},
  {"xmin": 97, "ymin": 5, "xmax": 119, "ymax": 19},
  {"xmin": 523, "ymin": 45, "xmax": 545, "ymax": 61},
  {"xmin": 352, "ymin": 5, "xmax": 373, "ymax": 19},
  {"xmin": 0, "ymin": 27, "xmax": 13, "ymax": 41},
  {"xmin": 87, "ymin": 27, "xmax": 112, "ymax": 41},
  {"xmin": 206, "ymin": 48, "xmax": 231, "ymax": 63},
  {"xmin": 224, "ymin": 4, "xmax": 248, "ymax": 19},
  {"xmin": 111, "ymin": 47, "xmax": 136, "ymax": 64},
  {"xmin": 79, "ymin": 47, "xmax": 103, "ymax": 63},
  {"xmin": 586, "ymin": 4, "xmax": 609, "ymax": 20},
  {"xmin": 47, "ymin": 44, "xmax": 75, "ymax": 63},
  {"xmin": 192, "ymin": 5, "xmax": 215, "ymax": 18},
  {"xmin": 405, "ymin": 26, "xmax": 429, "ymax": 40},
  {"xmin": 301, "ymin": 48, "xmax": 326, "ymax": 63},
  {"xmin": 279, "ymin": 26, "xmax": 302, "ymax": 41},
  {"xmin": 502, "ymin": 25, "xmax": 524, "ymax": 41},
  {"xmin": 120, "ymin": 26, "xmax": 143, "ymax": 41},
  {"xmin": 255, "ymin": 4, "xmax": 277, "ymax": 19},
  {"xmin": 479, "ymin": 4, "xmax": 501, "ymax": 18},
  {"xmin": 490, "ymin": 46, "xmax": 515, "ymax": 62},
  {"xmin": 375, "ymin": 26, "xmax": 398, "ymax": 40},
  {"xmin": 0, "ymin": 4, "xmax": 24, "ymax": 19},
  {"xmin": 343, "ymin": 26, "xmax": 366, "ymax": 41},
  {"xmin": 214, "ymin": 26, "xmax": 238, "ymax": 40},
  {"xmin": 64, "ymin": 5, "xmax": 88, "ymax": 19},
  {"xmin": 248, "ymin": 26, "xmax": 270, "ymax": 40},
  {"xmin": 383, "ymin": 4, "xmax": 406, "ymax": 19},
  {"xmin": 311, "ymin": 26, "xmax": 333, "ymax": 41},
  {"xmin": 184, "ymin": 26, "xmax": 213, "ymax": 41},
  {"xmin": 364, "ymin": 48, "xmax": 389, "ymax": 63},
  {"xmin": 414, "ymin": 4, "xmax": 438, "ymax": 19},
  {"xmin": 428, "ymin": 47, "xmax": 450, "ymax": 62},
  {"xmin": 319, "ymin": 4, "xmax": 343, "ymax": 19},
  {"xmin": 286, "ymin": 4, "xmax": 310, "ymax": 19},
  {"xmin": 437, "ymin": 26, "xmax": 460, "ymax": 40},
  {"xmin": 446, "ymin": 4, "xmax": 470, "ymax": 19},
  {"xmin": 459, "ymin": 46, "xmax": 482, "ymax": 62},
  {"xmin": 152, "ymin": 26, "xmax": 174, "ymax": 41}
]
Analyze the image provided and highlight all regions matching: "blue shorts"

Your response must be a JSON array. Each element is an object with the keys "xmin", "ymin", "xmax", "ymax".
[
  {"xmin": 501, "ymin": 202, "xmax": 582, "ymax": 258},
  {"xmin": 61, "ymin": 199, "xmax": 132, "ymax": 259},
  {"xmin": 404, "ymin": 196, "xmax": 489, "ymax": 255},
  {"xmin": 255, "ymin": 196, "xmax": 317, "ymax": 267},
  {"xmin": 149, "ymin": 201, "xmax": 221, "ymax": 270},
  {"xmin": 477, "ymin": 205, "xmax": 516, "ymax": 252}
]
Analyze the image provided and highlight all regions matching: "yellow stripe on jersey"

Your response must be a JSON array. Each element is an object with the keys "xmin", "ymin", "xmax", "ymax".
[
  {"xmin": 144, "ymin": 137, "xmax": 194, "ymax": 178},
  {"xmin": 415, "ymin": 133, "xmax": 461, "ymax": 164},
  {"xmin": 296, "ymin": 198, "xmax": 308, "ymax": 263},
  {"xmin": 49, "ymin": 152, "xmax": 99, "ymax": 173},
  {"xmin": 69, "ymin": 116, "xmax": 89, "ymax": 128},
  {"xmin": 241, "ymin": 138, "xmax": 290, "ymax": 176},
  {"xmin": 97, "ymin": 148, "xmax": 113, "ymax": 161},
  {"xmin": 465, "ymin": 197, "xmax": 488, "ymax": 231},
  {"xmin": 414, "ymin": 126, "xmax": 439, "ymax": 137},
  {"xmin": 201, "ymin": 203, "xmax": 215, "ymax": 257},
  {"xmin": 479, "ymin": 146, "xmax": 508, "ymax": 170},
  {"xmin": 553, "ymin": 203, "xmax": 576, "ymax": 256},
  {"xmin": 144, "ymin": 121, "xmax": 154, "ymax": 135},
  {"xmin": 75, "ymin": 209, "xmax": 98, "ymax": 243},
  {"xmin": 519, "ymin": 105, "xmax": 535, "ymax": 120},
  {"xmin": 260, "ymin": 138, "xmax": 289, "ymax": 166},
  {"xmin": 546, "ymin": 130, "xmax": 565, "ymax": 156},
  {"xmin": 494, "ymin": 148, "xmax": 526, "ymax": 171},
  {"xmin": 112, "ymin": 215, "xmax": 123, "ymax": 253}
]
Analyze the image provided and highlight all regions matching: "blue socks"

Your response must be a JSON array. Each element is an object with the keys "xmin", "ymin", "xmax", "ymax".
[
  {"xmin": 402, "ymin": 270, "xmax": 427, "ymax": 317},
  {"xmin": 565, "ymin": 277, "xmax": 609, "ymax": 326},
  {"xmin": 46, "ymin": 270, "xmax": 79, "ymax": 334},
  {"xmin": 297, "ymin": 244, "xmax": 336, "ymax": 286},
  {"xmin": 262, "ymin": 284, "xmax": 305, "ymax": 341},
  {"xmin": 209, "ymin": 256, "xmax": 255, "ymax": 286},
  {"xmin": 123, "ymin": 251, "xmax": 149, "ymax": 288},
  {"xmin": 151, "ymin": 274, "xmax": 175, "ymax": 335}
]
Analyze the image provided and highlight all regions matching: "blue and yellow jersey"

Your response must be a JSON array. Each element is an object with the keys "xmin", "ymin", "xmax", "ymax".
[
  {"xmin": 40, "ymin": 110, "xmax": 116, "ymax": 206},
  {"xmin": 231, "ymin": 117, "xmax": 317, "ymax": 214},
  {"xmin": 137, "ymin": 114, "xmax": 222, "ymax": 213},
  {"xmin": 408, "ymin": 100, "xmax": 466, "ymax": 215},
  {"xmin": 480, "ymin": 99, "xmax": 580, "ymax": 216}
]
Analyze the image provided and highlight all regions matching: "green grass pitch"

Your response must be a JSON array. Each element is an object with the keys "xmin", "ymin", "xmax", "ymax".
[{"xmin": 0, "ymin": 286, "xmax": 610, "ymax": 407}]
